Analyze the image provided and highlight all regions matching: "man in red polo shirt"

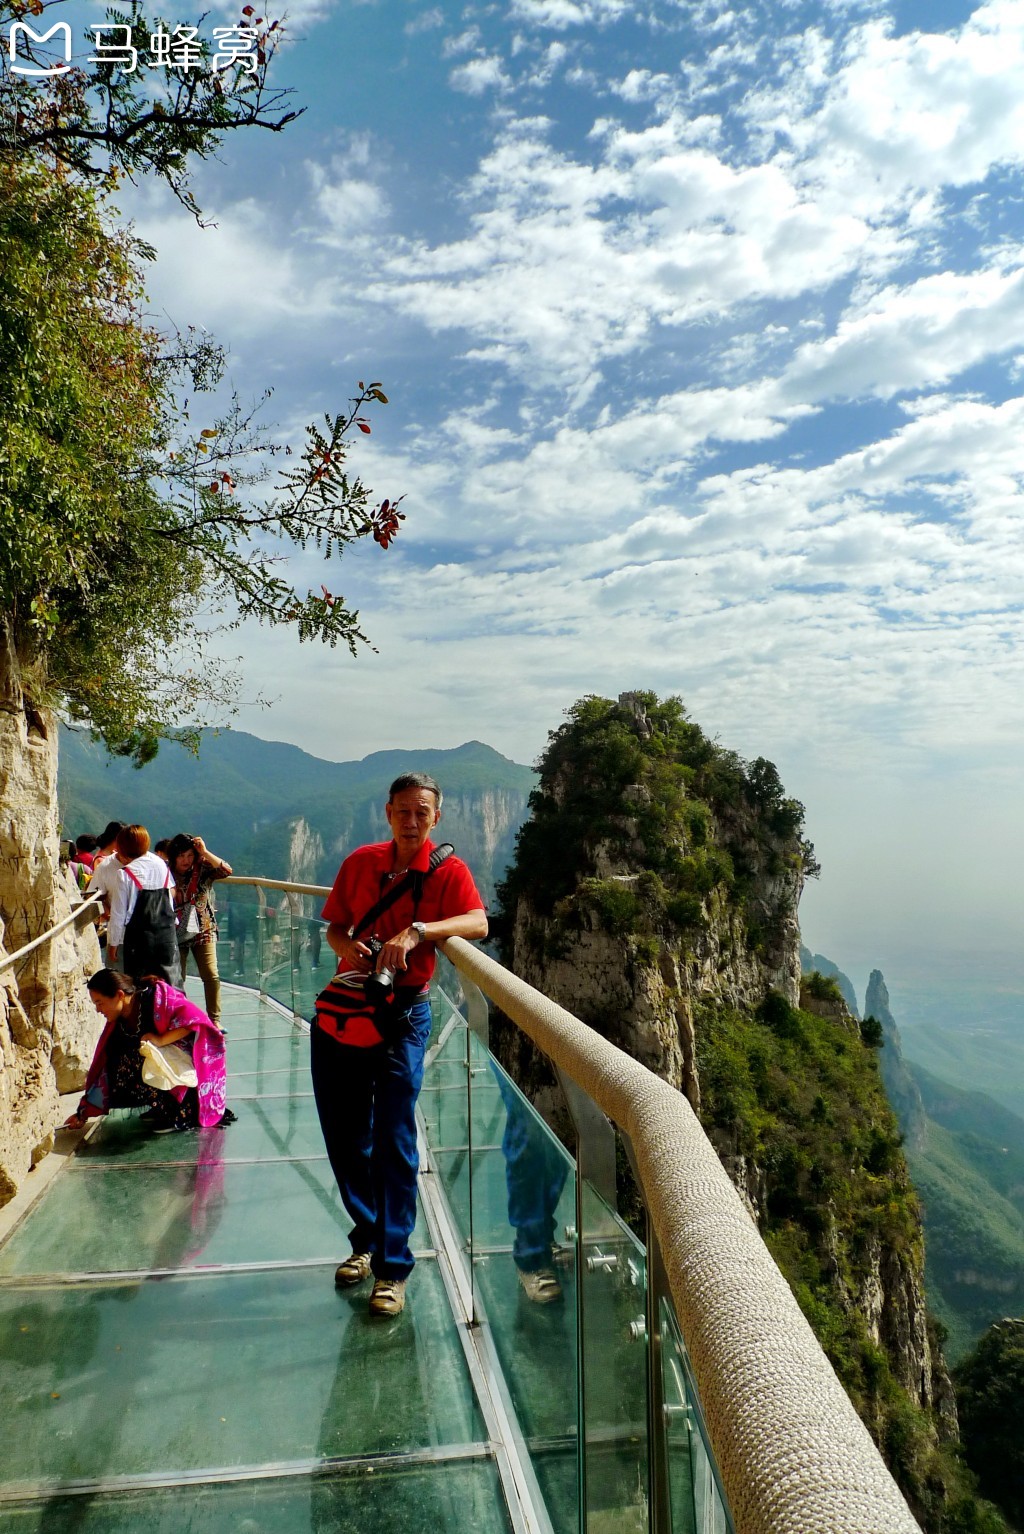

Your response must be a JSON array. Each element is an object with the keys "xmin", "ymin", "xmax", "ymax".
[{"xmin": 314, "ymin": 772, "xmax": 487, "ymax": 1317}]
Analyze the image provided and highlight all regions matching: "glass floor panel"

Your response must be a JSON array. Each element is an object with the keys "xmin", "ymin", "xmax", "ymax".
[
  {"xmin": 0, "ymin": 1458, "xmax": 511, "ymax": 1534},
  {"xmin": 0, "ymin": 985, "xmax": 543, "ymax": 1534},
  {"xmin": 0, "ymin": 1264, "xmax": 482, "ymax": 1485},
  {"xmin": 0, "ymin": 1161, "xmax": 428, "ymax": 1275},
  {"xmin": 76, "ymin": 1100, "xmax": 329, "ymax": 1166},
  {"xmin": 224, "ymin": 1034, "xmax": 310, "ymax": 1075}
]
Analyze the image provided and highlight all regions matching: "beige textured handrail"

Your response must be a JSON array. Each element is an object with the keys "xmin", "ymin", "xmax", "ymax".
[
  {"xmin": 441, "ymin": 935, "xmax": 921, "ymax": 1534},
  {"xmin": 0, "ymin": 893, "xmax": 102, "ymax": 976},
  {"xmin": 223, "ymin": 876, "xmax": 331, "ymax": 898}
]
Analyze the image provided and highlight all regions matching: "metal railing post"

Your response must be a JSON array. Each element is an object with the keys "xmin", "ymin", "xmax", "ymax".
[{"xmin": 623, "ymin": 1131, "xmax": 673, "ymax": 1534}]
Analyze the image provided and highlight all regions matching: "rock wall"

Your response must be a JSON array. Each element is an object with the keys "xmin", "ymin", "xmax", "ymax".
[
  {"xmin": 866, "ymin": 969, "xmax": 928, "ymax": 1151},
  {"xmin": 0, "ymin": 699, "xmax": 102, "ymax": 1206},
  {"xmin": 509, "ymin": 818, "xmax": 801, "ymax": 1112},
  {"xmin": 287, "ymin": 817, "xmax": 325, "ymax": 887}
]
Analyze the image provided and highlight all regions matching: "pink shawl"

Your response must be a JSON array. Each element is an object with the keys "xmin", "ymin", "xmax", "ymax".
[{"xmin": 148, "ymin": 980, "xmax": 228, "ymax": 1128}]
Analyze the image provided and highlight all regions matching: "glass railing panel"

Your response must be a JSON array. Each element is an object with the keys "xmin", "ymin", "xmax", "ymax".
[
  {"xmin": 660, "ymin": 1299, "xmax": 733, "ymax": 1534},
  {"xmin": 255, "ymin": 900, "xmax": 296, "ymax": 1014},
  {"xmin": 468, "ymin": 1055, "xmax": 579, "ymax": 1534},
  {"xmin": 420, "ymin": 1010, "xmax": 471, "ymax": 1154},
  {"xmin": 0, "ymin": 1264, "xmax": 484, "ymax": 1486},
  {"xmin": 580, "ymin": 1180, "xmax": 649, "ymax": 1534},
  {"xmin": 0, "ymin": 1459, "xmax": 513, "ymax": 1534},
  {"xmin": 213, "ymin": 885, "xmax": 262, "ymax": 995},
  {"xmin": 289, "ymin": 911, "xmax": 328, "ymax": 1024}
]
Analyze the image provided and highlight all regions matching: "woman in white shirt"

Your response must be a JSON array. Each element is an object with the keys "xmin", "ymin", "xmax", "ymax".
[{"xmin": 106, "ymin": 825, "xmax": 180, "ymax": 985}]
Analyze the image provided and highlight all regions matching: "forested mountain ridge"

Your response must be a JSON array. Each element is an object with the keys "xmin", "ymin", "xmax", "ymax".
[
  {"xmin": 497, "ymin": 690, "xmax": 1004, "ymax": 1533},
  {"xmin": 57, "ymin": 728, "xmax": 535, "ymax": 907}
]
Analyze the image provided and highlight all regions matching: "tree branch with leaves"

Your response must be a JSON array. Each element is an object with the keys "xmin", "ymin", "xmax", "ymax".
[{"xmin": 0, "ymin": 158, "xmax": 405, "ymax": 764}]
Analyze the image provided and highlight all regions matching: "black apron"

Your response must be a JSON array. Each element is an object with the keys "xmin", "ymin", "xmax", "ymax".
[{"xmin": 122, "ymin": 870, "xmax": 181, "ymax": 985}]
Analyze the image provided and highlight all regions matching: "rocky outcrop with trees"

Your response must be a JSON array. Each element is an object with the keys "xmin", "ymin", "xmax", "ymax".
[{"xmin": 496, "ymin": 689, "xmax": 1004, "ymax": 1534}]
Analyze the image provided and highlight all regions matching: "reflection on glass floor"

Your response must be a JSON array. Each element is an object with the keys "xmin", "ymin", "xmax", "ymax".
[{"xmin": 0, "ymin": 986, "xmax": 507, "ymax": 1534}]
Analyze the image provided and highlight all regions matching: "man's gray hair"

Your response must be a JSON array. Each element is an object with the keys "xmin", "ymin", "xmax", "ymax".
[{"xmin": 388, "ymin": 772, "xmax": 443, "ymax": 810}]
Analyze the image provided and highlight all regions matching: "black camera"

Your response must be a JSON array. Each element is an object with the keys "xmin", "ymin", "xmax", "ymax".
[{"xmin": 364, "ymin": 936, "xmax": 395, "ymax": 1001}]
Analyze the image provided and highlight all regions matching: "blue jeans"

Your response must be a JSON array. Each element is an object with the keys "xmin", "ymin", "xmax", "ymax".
[
  {"xmin": 494, "ymin": 1066, "xmax": 569, "ymax": 1273},
  {"xmin": 310, "ymin": 998, "xmax": 431, "ymax": 1281}
]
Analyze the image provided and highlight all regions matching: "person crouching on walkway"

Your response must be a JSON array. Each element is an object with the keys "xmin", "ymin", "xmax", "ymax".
[
  {"xmin": 65, "ymin": 969, "xmax": 231, "ymax": 1133},
  {"xmin": 314, "ymin": 772, "xmax": 487, "ymax": 1318},
  {"xmin": 167, "ymin": 833, "xmax": 232, "ymax": 1025}
]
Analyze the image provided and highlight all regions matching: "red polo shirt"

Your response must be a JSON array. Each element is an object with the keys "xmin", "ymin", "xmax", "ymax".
[{"xmin": 320, "ymin": 838, "xmax": 485, "ymax": 991}]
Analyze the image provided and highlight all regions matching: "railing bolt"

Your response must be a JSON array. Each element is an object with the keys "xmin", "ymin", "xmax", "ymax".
[
  {"xmin": 585, "ymin": 1250, "xmax": 619, "ymax": 1273},
  {"xmin": 564, "ymin": 1224, "xmax": 577, "ymax": 1241},
  {"xmin": 628, "ymin": 1317, "xmax": 647, "ymax": 1342}
]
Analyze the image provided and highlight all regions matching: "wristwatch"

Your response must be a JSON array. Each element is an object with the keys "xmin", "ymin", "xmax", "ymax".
[{"xmin": 411, "ymin": 921, "xmax": 427, "ymax": 943}]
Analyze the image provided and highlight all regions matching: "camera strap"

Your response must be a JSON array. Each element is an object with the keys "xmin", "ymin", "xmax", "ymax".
[{"xmin": 349, "ymin": 843, "xmax": 455, "ymax": 942}]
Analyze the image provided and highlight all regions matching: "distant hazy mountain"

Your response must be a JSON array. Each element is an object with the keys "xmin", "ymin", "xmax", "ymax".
[
  {"xmin": 57, "ymin": 727, "xmax": 535, "ymax": 906},
  {"xmin": 804, "ymin": 949, "xmax": 1024, "ymax": 1361}
]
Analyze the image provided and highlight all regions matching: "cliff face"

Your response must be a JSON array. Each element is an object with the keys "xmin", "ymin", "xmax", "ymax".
[
  {"xmin": 869, "ymin": 966, "xmax": 1024, "ymax": 1369},
  {"xmin": 497, "ymin": 692, "xmax": 967, "ymax": 1527},
  {"xmin": 0, "ymin": 696, "xmax": 101, "ymax": 1206},
  {"xmin": 866, "ymin": 969, "xmax": 928, "ymax": 1151},
  {"xmin": 501, "ymin": 693, "xmax": 808, "ymax": 1105}
]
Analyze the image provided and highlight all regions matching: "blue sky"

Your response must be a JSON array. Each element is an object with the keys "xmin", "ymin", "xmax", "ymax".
[{"xmin": 65, "ymin": 0, "xmax": 1024, "ymax": 1010}]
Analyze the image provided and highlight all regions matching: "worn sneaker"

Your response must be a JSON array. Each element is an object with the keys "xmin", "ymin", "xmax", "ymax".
[
  {"xmin": 335, "ymin": 1252, "xmax": 372, "ymax": 1287},
  {"xmin": 517, "ymin": 1268, "xmax": 562, "ymax": 1304},
  {"xmin": 369, "ymin": 1278, "xmax": 406, "ymax": 1316}
]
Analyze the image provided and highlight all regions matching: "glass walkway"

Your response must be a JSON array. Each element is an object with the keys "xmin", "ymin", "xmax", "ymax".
[{"xmin": 0, "ymin": 897, "xmax": 730, "ymax": 1534}]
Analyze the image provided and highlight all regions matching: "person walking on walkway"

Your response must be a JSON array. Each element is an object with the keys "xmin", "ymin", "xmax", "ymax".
[{"xmin": 313, "ymin": 772, "xmax": 487, "ymax": 1318}]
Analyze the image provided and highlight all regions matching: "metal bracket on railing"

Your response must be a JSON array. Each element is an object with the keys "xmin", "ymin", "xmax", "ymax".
[{"xmin": 585, "ymin": 1250, "xmax": 619, "ymax": 1273}]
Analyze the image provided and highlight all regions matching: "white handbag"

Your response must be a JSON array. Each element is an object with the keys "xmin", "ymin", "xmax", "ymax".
[{"xmin": 140, "ymin": 1038, "xmax": 198, "ymax": 1091}]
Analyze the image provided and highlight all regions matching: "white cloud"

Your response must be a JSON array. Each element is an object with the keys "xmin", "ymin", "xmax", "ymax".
[
  {"xmin": 509, "ymin": 0, "xmax": 629, "ymax": 29},
  {"xmin": 449, "ymin": 55, "xmax": 511, "ymax": 94}
]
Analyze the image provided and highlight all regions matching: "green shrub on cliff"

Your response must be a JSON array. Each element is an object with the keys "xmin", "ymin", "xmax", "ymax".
[{"xmin": 955, "ymin": 1320, "xmax": 1024, "ymax": 1528}]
